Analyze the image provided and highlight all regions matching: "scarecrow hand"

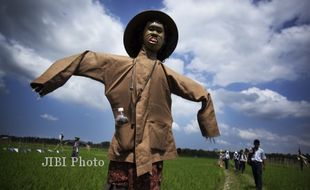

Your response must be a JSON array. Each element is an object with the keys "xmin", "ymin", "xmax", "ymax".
[{"xmin": 30, "ymin": 83, "xmax": 45, "ymax": 97}]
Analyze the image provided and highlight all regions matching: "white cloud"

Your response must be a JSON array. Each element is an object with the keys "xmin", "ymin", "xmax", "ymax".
[
  {"xmin": 0, "ymin": 37, "xmax": 51, "ymax": 78},
  {"xmin": 184, "ymin": 119, "xmax": 200, "ymax": 134},
  {"xmin": 239, "ymin": 87, "xmax": 310, "ymax": 118},
  {"xmin": 216, "ymin": 139, "xmax": 230, "ymax": 146},
  {"xmin": 237, "ymin": 128, "xmax": 276, "ymax": 141},
  {"xmin": 163, "ymin": 0, "xmax": 310, "ymax": 86},
  {"xmin": 213, "ymin": 87, "xmax": 310, "ymax": 118},
  {"xmin": 164, "ymin": 58, "xmax": 184, "ymax": 74},
  {"xmin": 50, "ymin": 77, "xmax": 108, "ymax": 110},
  {"xmin": 259, "ymin": 0, "xmax": 310, "ymax": 29},
  {"xmin": 172, "ymin": 122, "xmax": 181, "ymax": 131},
  {"xmin": 219, "ymin": 122, "xmax": 310, "ymax": 150},
  {"xmin": 40, "ymin": 113, "xmax": 58, "ymax": 121},
  {"xmin": 171, "ymin": 95, "xmax": 201, "ymax": 116},
  {"xmin": 237, "ymin": 128, "xmax": 310, "ymax": 147},
  {"xmin": 0, "ymin": 0, "xmax": 124, "ymax": 110},
  {"xmin": 0, "ymin": 0, "xmax": 125, "ymax": 60},
  {"xmin": 0, "ymin": 36, "xmax": 109, "ymax": 110},
  {"xmin": 218, "ymin": 123, "xmax": 230, "ymax": 136}
]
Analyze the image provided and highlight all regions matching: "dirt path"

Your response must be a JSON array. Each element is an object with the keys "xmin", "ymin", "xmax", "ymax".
[
  {"xmin": 222, "ymin": 169, "xmax": 261, "ymax": 190},
  {"xmin": 223, "ymin": 169, "xmax": 234, "ymax": 190}
]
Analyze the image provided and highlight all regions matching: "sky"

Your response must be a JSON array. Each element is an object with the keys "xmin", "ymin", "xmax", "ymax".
[{"xmin": 0, "ymin": 0, "xmax": 310, "ymax": 154}]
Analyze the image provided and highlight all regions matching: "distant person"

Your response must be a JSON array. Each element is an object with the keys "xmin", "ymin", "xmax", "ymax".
[
  {"xmin": 297, "ymin": 148, "xmax": 308, "ymax": 171},
  {"xmin": 218, "ymin": 150, "xmax": 224, "ymax": 167},
  {"xmin": 71, "ymin": 137, "xmax": 80, "ymax": 157},
  {"xmin": 250, "ymin": 139, "xmax": 266, "ymax": 190},
  {"xmin": 86, "ymin": 144, "xmax": 91, "ymax": 152},
  {"xmin": 233, "ymin": 151, "xmax": 239, "ymax": 171},
  {"xmin": 239, "ymin": 149, "xmax": 247, "ymax": 173},
  {"xmin": 224, "ymin": 150, "xmax": 230, "ymax": 169}
]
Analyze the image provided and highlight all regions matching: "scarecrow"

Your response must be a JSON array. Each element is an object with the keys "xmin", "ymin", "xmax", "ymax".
[
  {"xmin": 297, "ymin": 148, "xmax": 309, "ymax": 171},
  {"xmin": 54, "ymin": 132, "xmax": 64, "ymax": 152},
  {"xmin": 31, "ymin": 10, "xmax": 220, "ymax": 190}
]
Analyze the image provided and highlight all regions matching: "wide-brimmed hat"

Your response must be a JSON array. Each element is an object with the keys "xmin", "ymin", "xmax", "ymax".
[{"xmin": 123, "ymin": 10, "xmax": 178, "ymax": 61}]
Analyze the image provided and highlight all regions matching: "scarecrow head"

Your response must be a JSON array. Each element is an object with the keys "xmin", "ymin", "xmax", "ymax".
[{"xmin": 123, "ymin": 10, "xmax": 178, "ymax": 61}]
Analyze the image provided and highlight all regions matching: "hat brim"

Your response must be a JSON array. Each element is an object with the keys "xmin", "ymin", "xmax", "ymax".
[{"xmin": 123, "ymin": 10, "xmax": 178, "ymax": 61}]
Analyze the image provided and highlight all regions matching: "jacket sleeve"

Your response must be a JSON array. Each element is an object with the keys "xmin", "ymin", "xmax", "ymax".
[
  {"xmin": 30, "ymin": 51, "xmax": 107, "ymax": 96},
  {"xmin": 163, "ymin": 65, "xmax": 220, "ymax": 138}
]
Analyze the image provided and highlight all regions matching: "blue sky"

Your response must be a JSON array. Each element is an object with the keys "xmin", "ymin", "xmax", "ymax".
[{"xmin": 0, "ymin": 0, "xmax": 309, "ymax": 154}]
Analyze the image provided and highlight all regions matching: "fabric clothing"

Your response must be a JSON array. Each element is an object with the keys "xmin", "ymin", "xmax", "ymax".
[
  {"xmin": 251, "ymin": 147, "xmax": 266, "ymax": 190},
  {"xmin": 234, "ymin": 159, "xmax": 239, "ymax": 170},
  {"xmin": 218, "ymin": 152, "xmax": 224, "ymax": 167},
  {"xmin": 239, "ymin": 153, "xmax": 247, "ymax": 173},
  {"xmin": 233, "ymin": 151, "xmax": 239, "ymax": 170},
  {"xmin": 239, "ymin": 161, "xmax": 246, "ymax": 173},
  {"xmin": 240, "ymin": 153, "xmax": 247, "ymax": 162},
  {"xmin": 105, "ymin": 161, "xmax": 162, "ymax": 190},
  {"xmin": 223, "ymin": 151, "xmax": 230, "ymax": 169},
  {"xmin": 71, "ymin": 150, "xmax": 78, "ymax": 157},
  {"xmin": 251, "ymin": 148, "xmax": 266, "ymax": 163},
  {"xmin": 233, "ymin": 152, "xmax": 238, "ymax": 160},
  {"xmin": 224, "ymin": 151, "xmax": 230, "ymax": 169},
  {"xmin": 225, "ymin": 152, "xmax": 230, "ymax": 160},
  {"xmin": 224, "ymin": 158, "xmax": 229, "ymax": 170},
  {"xmin": 59, "ymin": 134, "xmax": 64, "ymax": 141},
  {"xmin": 31, "ymin": 50, "xmax": 219, "ymax": 176},
  {"xmin": 251, "ymin": 161, "xmax": 263, "ymax": 190},
  {"xmin": 71, "ymin": 141, "xmax": 79, "ymax": 157}
]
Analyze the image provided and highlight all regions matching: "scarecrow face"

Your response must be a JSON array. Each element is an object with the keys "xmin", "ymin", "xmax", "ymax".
[{"xmin": 142, "ymin": 21, "xmax": 165, "ymax": 53}]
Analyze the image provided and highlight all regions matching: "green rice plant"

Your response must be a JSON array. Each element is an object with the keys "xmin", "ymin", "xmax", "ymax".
[
  {"xmin": 2, "ymin": 142, "xmax": 310, "ymax": 190},
  {"xmin": 263, "ymin": 163, "xmax": 310, "ymax": 190},
  {"xmin": 0, "ymin": 144, "xmax": 108, "ymax": 190},
  {"xmin": 162, "ymin": 157, "xmax": 224, "ymax": 190},
  {"xmin": 242, "ymin": 162, "xmax": 310, "ymax": 190},
  {"xmin": 0, "ymin": 143, "xmax": 224, "ymax": 190}
]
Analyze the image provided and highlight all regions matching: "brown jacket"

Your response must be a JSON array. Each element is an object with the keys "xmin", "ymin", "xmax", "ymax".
[{"xmin": 31, "ymin": 50, "xmax": 220, "ymax": 176}]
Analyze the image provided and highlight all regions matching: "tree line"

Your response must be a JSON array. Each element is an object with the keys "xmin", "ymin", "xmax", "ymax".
[
  {"xmin": 1, "ymin": 135, "xmax": 309, "ymax": 162},
  {"xmin": 0, "ymin": 135, "xmax": 111, "ymax": 149}
]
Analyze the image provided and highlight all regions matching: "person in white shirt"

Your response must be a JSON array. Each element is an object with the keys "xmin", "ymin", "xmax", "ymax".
[
  {"xmin": 250, "ymin": 139, "xmax": 266, "ymax": 190},
  {"xmin": 224, "ymin": 150, "xmax": 230, "ymax": 169},
  {"xmin": 233, "ymin": 151, "xmax": 239, "ymax": 171},
  {"xmin": 239, "ymin": 149, "xmax": 247, "ymax": 173}
]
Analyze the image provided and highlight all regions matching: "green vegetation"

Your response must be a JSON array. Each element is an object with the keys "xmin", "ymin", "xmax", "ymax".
[
  {"xmin": 234, "ymin": 161, "xmax": 310, "ymax": 190},
  {"xmin": 263, "ymin": 163, "xmax": 310, "ymax": 190},
  {"xmin": 162, "ymin": 157, "xmax": 224, "ymax": 190},
  {"xmin": 0, "ymin": 144, "xmax": 108, "ymax": 190},
  {"xmin": 0, "ymin": 143, "xmax": 309, "ymax": 190}
]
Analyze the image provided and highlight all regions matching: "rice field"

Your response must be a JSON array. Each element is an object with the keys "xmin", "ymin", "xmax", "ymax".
[{"xmin": 0, "ymin": 143, "xmax": 309, "ymax": 190}]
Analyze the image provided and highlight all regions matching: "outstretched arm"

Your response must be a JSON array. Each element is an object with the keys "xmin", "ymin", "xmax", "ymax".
[
  {"xmin": 31, "ymin": 51, "xmax": 107, "ymax": 97},
  {"xmin": 163, "ymin": 65, "xmax": 220, "ymax": 138}
]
